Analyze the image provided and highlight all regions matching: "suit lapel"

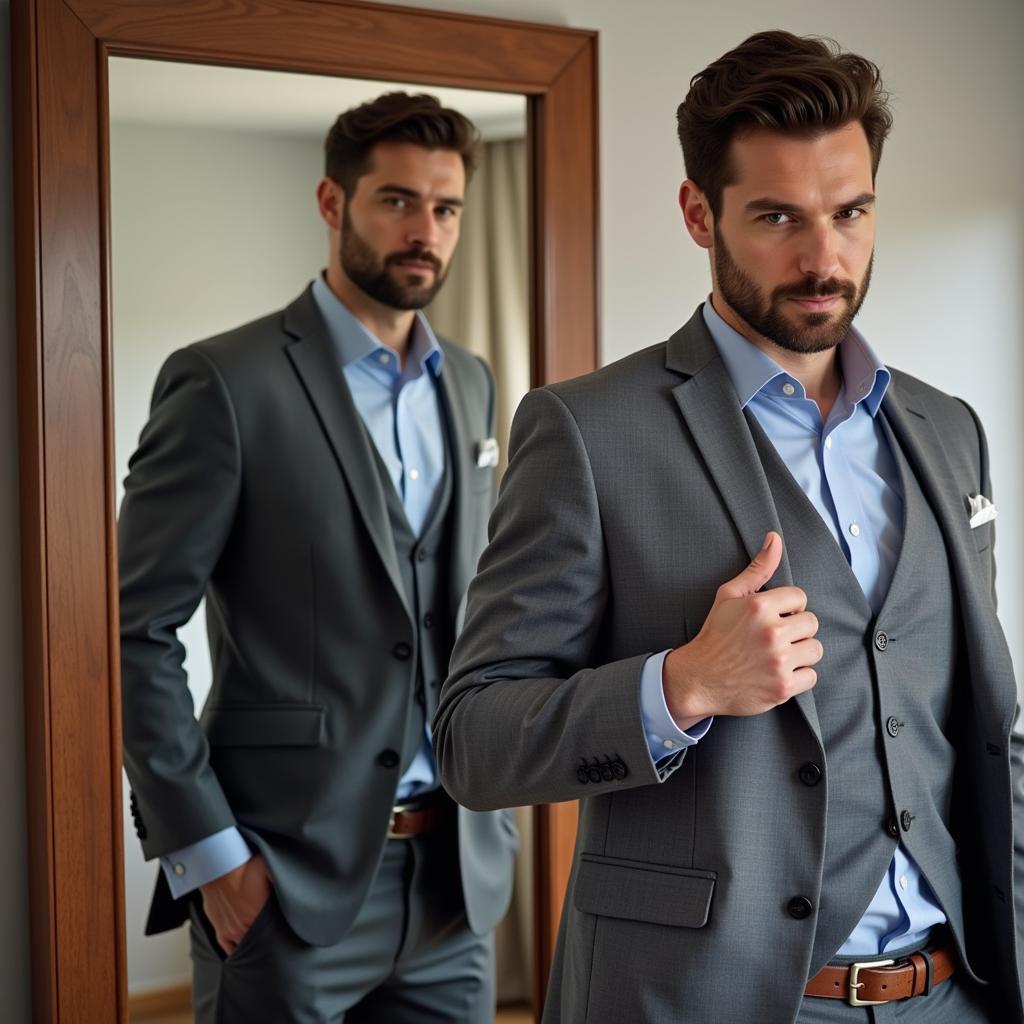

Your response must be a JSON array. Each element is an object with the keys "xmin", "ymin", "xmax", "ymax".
[
  {"xmin": 668, "ymin": 310, "xmax": 822, "ymax": 745},
  {"xmin": 282, "ymin": 288, "xmax": 411, "ymax": 619},
  {"xmin": 881, "ymin": 380, "xmax": 1016, "ymax": 729}
]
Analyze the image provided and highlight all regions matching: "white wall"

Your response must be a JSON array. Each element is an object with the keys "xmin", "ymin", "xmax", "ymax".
[
  {"xmin": 3, "ymin": 2, "xmax": 1022, "ymax": 1020},
  {"xmin": 0, "ymin": 0, "xmax": 31, "ymax": 1019},
  {"xmin": 110, "ymin": 118, "xmax": 325, "ymax": 992}
]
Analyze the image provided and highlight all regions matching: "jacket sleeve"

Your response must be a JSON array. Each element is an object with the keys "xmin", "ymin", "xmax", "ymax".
[
  {"xmin": 433, "ymin": 386, "xmax": 685, "ymax": 812},
  {"xmin": 119, "ymin": 345, "xmax": 241, "ymax": 858}
]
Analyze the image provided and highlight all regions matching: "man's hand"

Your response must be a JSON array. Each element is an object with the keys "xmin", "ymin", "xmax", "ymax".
[
  {"xmin": 199, "ymin": 852, "xmax": 272, "ymax": 956},
  {"xmin": 664, "ymin": 532, "xmax": 822, "ymax": 729}
]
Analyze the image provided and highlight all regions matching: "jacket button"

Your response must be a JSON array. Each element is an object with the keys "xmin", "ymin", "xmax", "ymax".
[
  {"xmin": 599, "ymin": 762, "xmax": 614, "ymax": 781},
  {"xmin": 392, "ymin": 642, "xmax": 411, "ymax": 660},
  {"xmin": 377, "ymin": 749, "xmax": 400, "ymax": 768},
  {"xmin": 798, "ymin": 762, "xmax": 822, "ymax": 786},
  {"xmin": 586, "ymin": 765, "xmax": 602, "ymax": 783},
  {"xmin": 423, "ymin": 613, "xmax": 434, "ymax": 629},
  {"xmin": 576, "ymin": 767, "xmax": 590, "ymax": 784},
  {"xmin": 787, "ymin": 896, "xmax": 813, "ymax": 920},
  {"xmin": 886, "ymin": 716, "xmax": 903, "ymax": 738},
  {"xmin": 874, "ymin": 630, "xmax": 889, "ymax": 651},
  {"xmin": 417, "ymin": 549, "xmax": 429, "ymax": 562},
  {"xmin": 900, "ymin": 809, "xmax": 915, "ymax": 832},
  {"xmin": 886, "ymin": 816, "xmax": 900, "ymax": 838},
  {"xmin": 610, "ymin": 759, "xmax": 627, "ymax": 780}
]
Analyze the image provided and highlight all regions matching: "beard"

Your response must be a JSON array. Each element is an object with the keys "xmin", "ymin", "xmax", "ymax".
[
  {"xmin": 340, "ymin": 204, "xmax": 448, "ymax": 310},
  {"xmin": 713, "ymin": 227, "xmax": 872, "ymax": 354}
]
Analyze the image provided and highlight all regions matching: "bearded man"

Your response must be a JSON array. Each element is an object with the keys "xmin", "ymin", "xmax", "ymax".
[
  {"xmin": 434, "ymin": 31, "xmax": 1023, "ymax": 1024},
  {"xmin": 120, "ymin": 92, "xmax": 516, "ymax": 1023}
]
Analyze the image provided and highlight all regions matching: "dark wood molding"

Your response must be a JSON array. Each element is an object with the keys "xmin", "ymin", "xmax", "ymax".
[{"xmin": 13, "ymin": 1, "xmax": 596, "ymax": 1020}]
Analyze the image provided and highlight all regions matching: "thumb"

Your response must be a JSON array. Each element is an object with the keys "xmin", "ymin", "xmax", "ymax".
[{"xmin": 718, "ymin": 532, "xmax": 782, "ymax": 599}]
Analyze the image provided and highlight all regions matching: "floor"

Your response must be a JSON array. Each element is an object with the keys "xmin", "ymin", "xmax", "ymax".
[{"xmin": 136, "ymin": 1006, "xmax": 534, "ymax": 1024}]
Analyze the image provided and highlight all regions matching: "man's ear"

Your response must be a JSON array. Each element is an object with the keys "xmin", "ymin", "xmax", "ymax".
[
  {"xmin": 316, "ymin": 177, "xmax": 345, "ymax": 231},
  {"xmin": 679, "ymin": 180, "xmax": 714, "ymax": 249}
]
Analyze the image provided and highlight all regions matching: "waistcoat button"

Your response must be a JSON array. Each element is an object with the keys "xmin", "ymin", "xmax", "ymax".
[
  {"xmin": 376, "ymin": 749, "xmax": 400, "ymax": 768},
  {"xmin": 900, "ymin": 809, "xmax": 915, "ymax": 832},
  {"xmin": 886, "ymin": 716, "xmax": 903, "ymax": 738},
  {"xmin": 886, "ymin": 817, "xmax": 900, "ymax": 838},
  {"xmin": 392, "ymin": 642, "xmax": 411, "ymax": 660},
  {"xmin": 798, "ymin": 762, "xmax": 822, "ymax": 786},
  {"xmin": 787, "ymin": 896, "xmax": 813, "ymax": 920},
  {"xmin": 874, "ymin": 630, "xmax": 889, "ymax": 651},
  {"xmin": 417, "ymin": 549, "xmax": 429, "ymax": 562}
]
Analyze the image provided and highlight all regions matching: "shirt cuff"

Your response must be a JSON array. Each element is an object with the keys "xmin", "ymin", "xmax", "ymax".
[
  {"xmin": 160, "ymin": 826, "xmax": 252, "ymax": 899},
  {"xmin": 640, "ymin": 650, "xmax": 713, "ymax": 764}
]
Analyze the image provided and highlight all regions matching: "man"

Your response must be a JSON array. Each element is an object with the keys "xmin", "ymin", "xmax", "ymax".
[
  {"xmin": 435, "ymin": 32, "xmax": 1023, "ymax": 1024},
  {"xmin": 120, "ymin": 92, "xmax": 516, "ymax": 1022}
]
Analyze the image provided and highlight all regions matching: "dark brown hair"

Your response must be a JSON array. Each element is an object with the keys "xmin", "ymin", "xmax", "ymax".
[
  {"xmin": 677, "ymin": 31, "xmax": 893, "ymax": 216},
  {"xmin": 325, "ymin": 91, "xmax": 481, "ymax": 195}
]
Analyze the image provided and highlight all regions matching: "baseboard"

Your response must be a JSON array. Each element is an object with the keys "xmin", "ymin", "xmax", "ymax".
[{"xmin": 127, "ymin": 982, "xmax": 192, "ymax": 1018}]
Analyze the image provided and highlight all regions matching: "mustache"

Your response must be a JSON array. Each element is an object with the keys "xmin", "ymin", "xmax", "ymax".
[
  {"xmin": 385, "ymin": 248, "xmax": 442, "ymax": 273},
  {"xmin": 773, "ymin": 278, "xmax": 857, "ymax": 301}
]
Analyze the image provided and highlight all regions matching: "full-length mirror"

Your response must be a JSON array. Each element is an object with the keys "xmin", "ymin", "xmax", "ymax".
[
  {"xmin": 13, "ymin": 3, "xmax": 597, "ymax": 1021},
  {"xmin": 110, "ymin": 57, "xmax": 534, "ymax": 1021}
]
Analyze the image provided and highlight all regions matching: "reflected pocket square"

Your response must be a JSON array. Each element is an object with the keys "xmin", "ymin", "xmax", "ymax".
[
  {"xmin": 475, "ymin": 437, "xmax": 500, "ymax": 468},
  {"xmin": 967, "ymin": 493, "xmax": 997, "ymax": 528}
]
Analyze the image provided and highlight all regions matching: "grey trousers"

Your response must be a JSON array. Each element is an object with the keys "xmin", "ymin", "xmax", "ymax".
[{"xmin": 189, "ymin": 828, "xmax": 495, "ymax": 1024}]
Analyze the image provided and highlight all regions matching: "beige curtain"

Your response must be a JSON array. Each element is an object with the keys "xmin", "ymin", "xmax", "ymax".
[{"xmin": 428, "ymin": 138, "xmax": 533, "ymax": 1005}]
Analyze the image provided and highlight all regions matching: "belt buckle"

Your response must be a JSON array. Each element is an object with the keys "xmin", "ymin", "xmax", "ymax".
[
  {"xmin": 848, "ymin": 958, "xmax": 895, "ymax": 1006},
  {"xmin": 388, "ymin": 801, "xmax": 416, "ymax": 839}
]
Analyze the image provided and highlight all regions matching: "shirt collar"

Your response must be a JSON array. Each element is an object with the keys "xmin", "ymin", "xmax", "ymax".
[
  {"xmin": 701, "ymin": 297, "xmax": 889, "ymax": 416},
  {"xmin": 311, "ymin": 273, "xmax": 443, "ymax": 377}
]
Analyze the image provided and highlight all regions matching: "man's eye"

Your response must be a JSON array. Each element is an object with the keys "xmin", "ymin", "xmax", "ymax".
[
  {"xmin": 384, "ymin": 197, "xmax": 408, "ymax": 209},
  {"xmin": 836, "ymin": 208, "xmax": 864, "ymax": 221},
  {"xmin": 762, "ymin": 212, "xmax": 794, "ymax": 225},
  {"xmin": 436, "ymin": 205, "xmax": 458, "ymax": 219}
]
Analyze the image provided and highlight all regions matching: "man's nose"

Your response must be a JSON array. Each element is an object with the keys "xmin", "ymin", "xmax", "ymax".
[
  {"xmin": 406, "ymin": 208, "xmax": 439, "ymax": 250},
  {"xmin": 798, "ymin": 223, "xmax": 841, "ymax": 281}
]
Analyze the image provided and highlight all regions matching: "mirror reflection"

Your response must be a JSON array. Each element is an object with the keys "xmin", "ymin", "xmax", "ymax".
[{"xmin": 110, "ymin": 57, "xmax": 532, "ymax": 1023}]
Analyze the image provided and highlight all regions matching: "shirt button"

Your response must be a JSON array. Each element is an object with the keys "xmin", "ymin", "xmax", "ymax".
[
  {"xmin": 173, "ymin": 863, "xmax": 186, "ymax": 877},
  {"xmin": 782, "ymin": 382, "xmax": 796, "ymax": 396},
  {"xmin": 824, "ymin": 436, "xmax": 832, "ymax": 450},
  {"xmin": 899, "ymin": 874, "xmax": 909, "ymax": 891},
  {"xmin": 662, "ymin": 739, "xmax": 676, "ymax": 750},
  {"xmin": 409, "ymin": 468, "xmax": 420, "ymax": 480},
  {"xmin": 849, "ymin": 522, "xmax": 861, "ymax": 537},
  {"xmin": 377, "ymin": 352, "xmax": 389, "ymax": 365}
]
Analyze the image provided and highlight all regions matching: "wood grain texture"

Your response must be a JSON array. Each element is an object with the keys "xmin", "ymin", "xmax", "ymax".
[{"xmin": 14, "ymin": 2, "xmax": 598, "ymax": 1021}]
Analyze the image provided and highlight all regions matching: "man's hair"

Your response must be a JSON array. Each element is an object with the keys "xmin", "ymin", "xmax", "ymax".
[
  {"xmin": 324, "ymin": 91, "xmax": 481, "ymax": 195},
  {"xmin": 677, "ymin": 30, "xmax": 893, "ymax": 216}
]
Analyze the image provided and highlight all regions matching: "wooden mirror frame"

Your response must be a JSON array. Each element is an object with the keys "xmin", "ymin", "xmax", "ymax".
[{"xmin": 12, "ymin": 1, "xmax": 595, "ymax": 1019}]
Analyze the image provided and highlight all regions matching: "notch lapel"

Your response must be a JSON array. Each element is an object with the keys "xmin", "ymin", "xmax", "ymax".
[
  {"xmin": 668, "ymin": 312, "xmax": 822, "ymax": 745},
  {"xmin": 282, "ymin": 290, "xmax": 411, "ymax": 619}
]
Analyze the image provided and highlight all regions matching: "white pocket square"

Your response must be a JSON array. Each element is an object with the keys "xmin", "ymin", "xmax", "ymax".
[
  {"xmin": 475, "ymin": 437, "xmax": 500, "ymax": 468},
  {"xmin": 967, "ymin": 493, "xmax": 997, "ymax": 528}
]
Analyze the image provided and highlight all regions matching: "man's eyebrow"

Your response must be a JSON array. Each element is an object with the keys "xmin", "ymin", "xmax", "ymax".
[
  {"xmin": 745, "ymin": 192, "xmax": 877, "ymax": 214},
  {"xmin": 377, "ymin": 184, "xmax": 464, "ymax": 207}
]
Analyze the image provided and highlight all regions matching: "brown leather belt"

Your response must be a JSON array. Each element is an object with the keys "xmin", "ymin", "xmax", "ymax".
[
  {"xmin": 805, "ymin": 944, "xmax": 956, "ymax": 1006},
  {"xmin": 387, "ymin": 794, "xmax": 453, "ymax": 839}
]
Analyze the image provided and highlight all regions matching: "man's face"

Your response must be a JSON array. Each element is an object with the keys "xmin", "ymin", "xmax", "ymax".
[
  {"xmin": 339, "ymin": 141, "xmax": 465, "ymax": 310},
  {"xmin": 710, "ymin": 121, "xmax": 876, "ymax": 354}
]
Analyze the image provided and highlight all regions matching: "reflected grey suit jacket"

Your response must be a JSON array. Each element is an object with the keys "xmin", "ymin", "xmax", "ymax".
[
  {"xmin": 435, "ymin": 307, "xmax": 1024, "ymax": 1023},
  {"xmin": 120, "ymin": 285, "xmax": 516, "ymax": 946}
]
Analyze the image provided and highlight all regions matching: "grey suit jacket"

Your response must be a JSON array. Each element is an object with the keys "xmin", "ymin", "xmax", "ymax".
[
  {"xmin": 435, "ymin": 306, "xmax": 1024, "ymax": 1023},
  {"xmin": 120, "ymin": 284, "xmax": 516, "ymax": 947}
]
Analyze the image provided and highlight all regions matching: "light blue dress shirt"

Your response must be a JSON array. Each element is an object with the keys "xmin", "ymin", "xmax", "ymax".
[
  {"xmin": 159, "ymin": 275, "xmax": 447, "ymax": 897},
  {"xmin": 639, "ymin": 298, "xmax": 947, "ymax": 955}
]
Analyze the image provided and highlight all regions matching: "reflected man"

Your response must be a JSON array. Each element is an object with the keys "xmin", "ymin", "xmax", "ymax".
[
  {"xmin": 120, "ymin": 92, "xmax": 516, "ymax": 1023},
  {"xmin": 435, "ymin": 32, "xmax": 1023, "ymax": 1024}
]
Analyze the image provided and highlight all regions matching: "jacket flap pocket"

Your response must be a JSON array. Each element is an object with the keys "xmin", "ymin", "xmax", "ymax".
[
  {"xmin": 202, "ymin": 705, "xmax": 325, "ymax": 747},
  {"xmin": 573, "ymin": 853, "xmax": 716, "ymax": 928}
]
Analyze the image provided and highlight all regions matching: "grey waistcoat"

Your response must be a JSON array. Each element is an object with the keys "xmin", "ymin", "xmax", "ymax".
[
  {"xmin": 750, "ymin": 409, "xmax": 967, "ymax": 972},
  {"xmin": 370, "ymin": 411, "xmax": 457, "ymax": 773}
]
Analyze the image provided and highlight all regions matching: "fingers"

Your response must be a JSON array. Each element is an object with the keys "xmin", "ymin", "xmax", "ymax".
[
  {"xmin": 774, "ymin": 610, "xmax": 818, "ymax": 644},
  {"xmin": 717, "ymin": 532, "xmax": 782, "ymax": 600},
  {"xmin": 786, "ymin": 637, "xmax": 824, "ymax": 673}
]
